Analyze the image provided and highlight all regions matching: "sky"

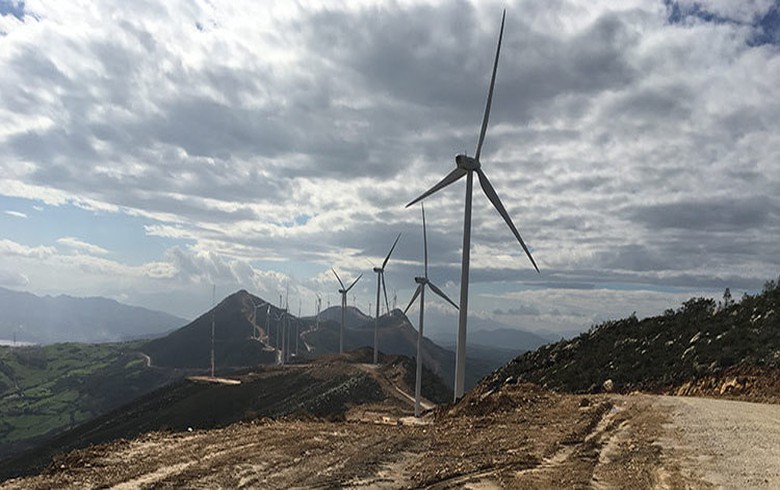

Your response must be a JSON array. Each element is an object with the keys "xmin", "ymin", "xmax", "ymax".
[{"xmin": 0, "ymin": 0, "xmax": 778, "ymax": 339}]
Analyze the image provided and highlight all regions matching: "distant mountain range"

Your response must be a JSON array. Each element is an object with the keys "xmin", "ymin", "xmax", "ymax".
[
  {"xmin": 143, "ymin": 290, "xmax": 525, "ymax": 390},
  {"xmin": 0, "ymin": 287, "xmax": 187, "ymax": 344}
]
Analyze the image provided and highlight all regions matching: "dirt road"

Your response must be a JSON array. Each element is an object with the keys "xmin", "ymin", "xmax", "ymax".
[{"xmin": 654, "ymin": 396, "xmax": 780, "ymax": 488}]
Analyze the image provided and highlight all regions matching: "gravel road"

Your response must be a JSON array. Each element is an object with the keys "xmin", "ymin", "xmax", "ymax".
[{"xmin": 656, "ymin": 396, "xmax": 780, "ymax": 488}]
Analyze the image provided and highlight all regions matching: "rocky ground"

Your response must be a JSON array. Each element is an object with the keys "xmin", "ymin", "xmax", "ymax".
[
  {"xmin": 4, "ymin": 374, "xmax": 780, "ymax": 488},
  {"xmin": 6, "ymin": 383, "xmax": 777, "ymax": 489}
]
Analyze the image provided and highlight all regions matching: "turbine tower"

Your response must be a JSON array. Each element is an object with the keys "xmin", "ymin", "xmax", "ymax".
[
  {"xmin": 406, "ymin": 10, "xmax": 539, "ymax": 400},
  {"xmin": 405, "ymin": 204, "xmax": 458, "ymax": 417},
  {"xmin": 372, "ymin": 233, "xmax": 401, "ymax": 364},
  {"xmin": 332, "ymin": 268, "xmax": 362, "ymax": 354}
]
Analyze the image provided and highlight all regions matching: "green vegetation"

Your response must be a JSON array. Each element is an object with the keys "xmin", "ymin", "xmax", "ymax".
[
  {"xmin": 0, "ymin": 341, "xmax": 177, "ymax": 459},
  {"xmin": 496, "ymin": 279, "xmax": 780, "ymax": 393}
]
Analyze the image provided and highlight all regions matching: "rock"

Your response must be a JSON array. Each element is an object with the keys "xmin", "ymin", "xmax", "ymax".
[{"xmin": 602, "ymin": 379, "xmax": 614, "ymax": 393}]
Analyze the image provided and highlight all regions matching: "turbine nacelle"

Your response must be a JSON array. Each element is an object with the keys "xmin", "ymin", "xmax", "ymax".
[
  {"xmin": 372, "ymin": 266, "xmax": 383, "ymax": 273},
  {"xmin": 455, "ymin": 154, "xmax": 480, "ymax": 171},
  {"xmin": 414, "ymin": 276, "xmax": 427, "ymax": 284}
]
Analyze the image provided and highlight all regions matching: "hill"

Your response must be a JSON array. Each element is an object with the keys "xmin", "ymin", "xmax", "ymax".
[
  {"xmin": 0, "ymin": 287, "xmax": 186, "ymax": 344},
  {"xmin": 0, "ymin": 342, "xmax": 183, "ymax": 461},
  {"xmin": 0, "ymin": 348, "xmax": 451, "ymax": 481},
  {"xmin": 301, "ymin": 309, "xmax": 506, "ymax": 390},
  {"xmin": 145, "ymin": 291, "xmax": 509, "ymax": 391},
  {"xmin": 143, "ymin": 290, "xmax": 279, "ymax": 369},
  {"xmin": 491, "ymin": 280, "xmax": 780, "ymax": 399}
]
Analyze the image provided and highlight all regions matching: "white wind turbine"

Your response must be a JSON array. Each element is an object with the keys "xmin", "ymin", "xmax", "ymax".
[
  {"xmin": 405, "ymin": 204, "xmax": 458, "ymax": 417},
  {"xmin": 406, "ymin": 10, "xmax": 539, "ymax": 400},
  {"xmin": 332, "ymin": 268, "xmax": 362, "ymax": 354},
  {"xmin": 372, "ymin": 233, "xmax": 401, "ymax": 364}
]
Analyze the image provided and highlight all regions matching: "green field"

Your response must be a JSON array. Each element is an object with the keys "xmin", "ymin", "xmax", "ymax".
[{"xmin": 0, "ymin": 342, "xmax": 178, "ymax": 459}]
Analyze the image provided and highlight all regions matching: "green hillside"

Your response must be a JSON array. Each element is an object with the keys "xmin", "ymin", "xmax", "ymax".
[
  {"xmin": 492, "ymin": 279, "xmax": 780, "ymax": 395},
  {"xmin": 0, "ymin": 342, "xmax": 181, "ymax": 459}
]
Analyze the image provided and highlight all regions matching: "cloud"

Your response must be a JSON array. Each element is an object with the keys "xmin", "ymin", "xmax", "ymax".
[
  {"xmin": 628, "ymin": 196, "xmax": 775, "ymax": 231},
  {"xmin": 0, "ymin": 0, "xmax": 778, "ymax": 323},
  {"xmin": 0, "ymin": 269, "xmax": 29, "ymax": 287},
  {"xmin": 0, "ymin": 239, "xmax": 55, "ymax": 258},
  {"xmin": 4, "ymin": 210, "xmax": 26, "ymax": 218},
  {"xmin": 56, "ymin": 237, "xmax": 109, "ymax": 255}
]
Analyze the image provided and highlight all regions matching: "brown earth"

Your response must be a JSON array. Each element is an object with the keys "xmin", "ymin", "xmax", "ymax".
[{"xmin": 4, "ymin": 378, "xmax": 780, "ymax": 488}]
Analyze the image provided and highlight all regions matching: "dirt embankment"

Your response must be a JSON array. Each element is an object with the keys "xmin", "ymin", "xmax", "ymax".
[{"xmin": 5, "ymin": 381, "xmax": 780, "ymax": 488}]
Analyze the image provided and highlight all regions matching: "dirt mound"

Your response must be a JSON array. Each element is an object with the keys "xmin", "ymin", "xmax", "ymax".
[
  {"xmin": 670, "ymin": 365, "xmax": 780, "ymax": 403},
  {"xmin": 445, "ymin": 379, "xmax": 555, "ymax": 418}
]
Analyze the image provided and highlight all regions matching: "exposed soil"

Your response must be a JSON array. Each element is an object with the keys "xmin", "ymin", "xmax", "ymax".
[{"xmin": 4, "ymin": 377, "xmax": 780, "ymax": 488}]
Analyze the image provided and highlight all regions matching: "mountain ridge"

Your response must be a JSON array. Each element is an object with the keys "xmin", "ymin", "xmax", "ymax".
[{"xmin": 0, "ymin": 287, "xmax": 187, "ymax": 344}]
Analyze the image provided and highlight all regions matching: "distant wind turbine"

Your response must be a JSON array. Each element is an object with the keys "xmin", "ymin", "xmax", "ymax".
[
  {"xmin": 406, "ymin": 10, "xmax": 539, "ymax": 400},
  {"xmin": 372, "ymin": 233, "xmax": 401, "ymax": 364},
  {"xmin": 405, "ymin": 204, "xmax": 458, "ymax": 417},
  {"xmin": 332, "ymin": 268, "xmax": 362, "ymax": 354},
  {"xmin": 251, "ymin": 299, "xmax": 267, "ymax": 340}
]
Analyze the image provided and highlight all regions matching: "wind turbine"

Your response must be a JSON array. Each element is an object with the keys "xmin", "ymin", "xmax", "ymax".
[
  {"xmin": 405, "ymin": 204, "xmax": 458, "ymax": 417},
  {"xmin": 332, "ymin": 268, "xmax": 362, "ymax": 354},
  {"xmin": 406, "ymin": 10, "xmax": 539, "ymax": 400},
  {"xmin": 251, "ymin": 300, "xmax": 267, "ymax": 340},
  {"xmin": 372, "ymin": 233, "xmax": 401, "ymax": 364},
  {"xmin": 315, "ymin": 293, "xmax": 322, "ymax": 330}
]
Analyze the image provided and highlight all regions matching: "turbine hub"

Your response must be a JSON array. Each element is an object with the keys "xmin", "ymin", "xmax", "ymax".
[
  {"xmin": 373, "ymin": 267, "xmax": 382, "ymax": 273},
  {"xmin": 456, "ymin": 154, "xmax": 480, "ymax": 171},
  {"xmin": 414, "ymin": 276, "xmax": 427, "ymax": 284},
  {"xmin": 338, "ymin": 289, "xmax": 345, "ymax": 294}
]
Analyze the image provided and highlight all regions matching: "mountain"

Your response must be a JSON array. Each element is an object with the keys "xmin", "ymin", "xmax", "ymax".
[
  {"xmin": 144, "ymin": 292, "xmax": 502, "ymax": 391},
  {"xmin": 491, "ymin": 280, "xmax": 780, "ymax": 398},
  {"xmin": 0, "ymin": 287, "xmax": 186, "ymax": 344},
  {"xmin": 143, "ymin": 290, "xmax": 279, "ymax": 369},
  {"xmin": 426, "ymin": 311, "xmax": 554, "ymax": 352},
  {"xmin": 301, "ymin": 308, "xmax": 503, "ymax": 390},
  {"xmin": 317, "ymin": 305, "xmax": 371, "ymax": 327},
  {"xmin": 0, "ymin": 349, "xmax": 451, "ymax": 481},
  {"xmin": 466, "ymin": 327, "xmax": 551, "ymax": 351}
]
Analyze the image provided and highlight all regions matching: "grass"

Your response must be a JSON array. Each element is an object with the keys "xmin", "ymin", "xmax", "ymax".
[{"xmin": 0, "ymin": 341, "xmax": 176, "ymax": 457}]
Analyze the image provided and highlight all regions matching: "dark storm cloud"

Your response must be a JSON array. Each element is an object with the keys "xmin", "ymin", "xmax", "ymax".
[{"xmin": 628, "ymin": 196, "xmax": 775, "ymax": 231}]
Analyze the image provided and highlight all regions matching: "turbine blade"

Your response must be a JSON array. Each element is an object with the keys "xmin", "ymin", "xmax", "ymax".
[
  {"xmin": 381, "ymin": 272, "xmax": 390, "ymax": 313},
  {"xmin": 345, "ymin": 273, "xmax": 362, "ymax": 292},
  {"xmin": 477, "ymin": 169, "xmax": 540, "ymax": 273},
  {"xmin": 421, "ymin": 203, "xmax": 428, "ymax": 279},
  {"xmin": 331, "ymin": 268, "xmax": 345, "ymax": 289},
  {"xmin": 475, "ymin": 9, "xmax": 506, "ymax": 161},
  {"xmin": 404, "ymin": 284, "xmax": 423, "ymax": 315},
  {"xmin": 428, "ymin": 281, "xmax": 459, "ymax": 310},
  {"xmin": 381, "ymin": 233, "xmax": 402, "ymax": 269},
  {"xmin": 405, "ymin": 168, "xmax": 467, "ymax": 208}
]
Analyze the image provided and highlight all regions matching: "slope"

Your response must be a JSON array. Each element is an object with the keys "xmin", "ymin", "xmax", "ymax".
[
  {"xmin": 0, "ymin": 348, "xmax": 450, "ymax": 481},
  {"xmin": 143, "ymin": 290, "xmax": 279, "ymax": 369},
  {"xmin": 492, "ymin": 279, "xmax": 780, "ymax": 398}
]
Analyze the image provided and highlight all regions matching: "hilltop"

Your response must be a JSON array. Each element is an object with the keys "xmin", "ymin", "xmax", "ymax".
[{"xmin": 490, "ymin": 279, "xmax": 780, "ymax": 400}]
